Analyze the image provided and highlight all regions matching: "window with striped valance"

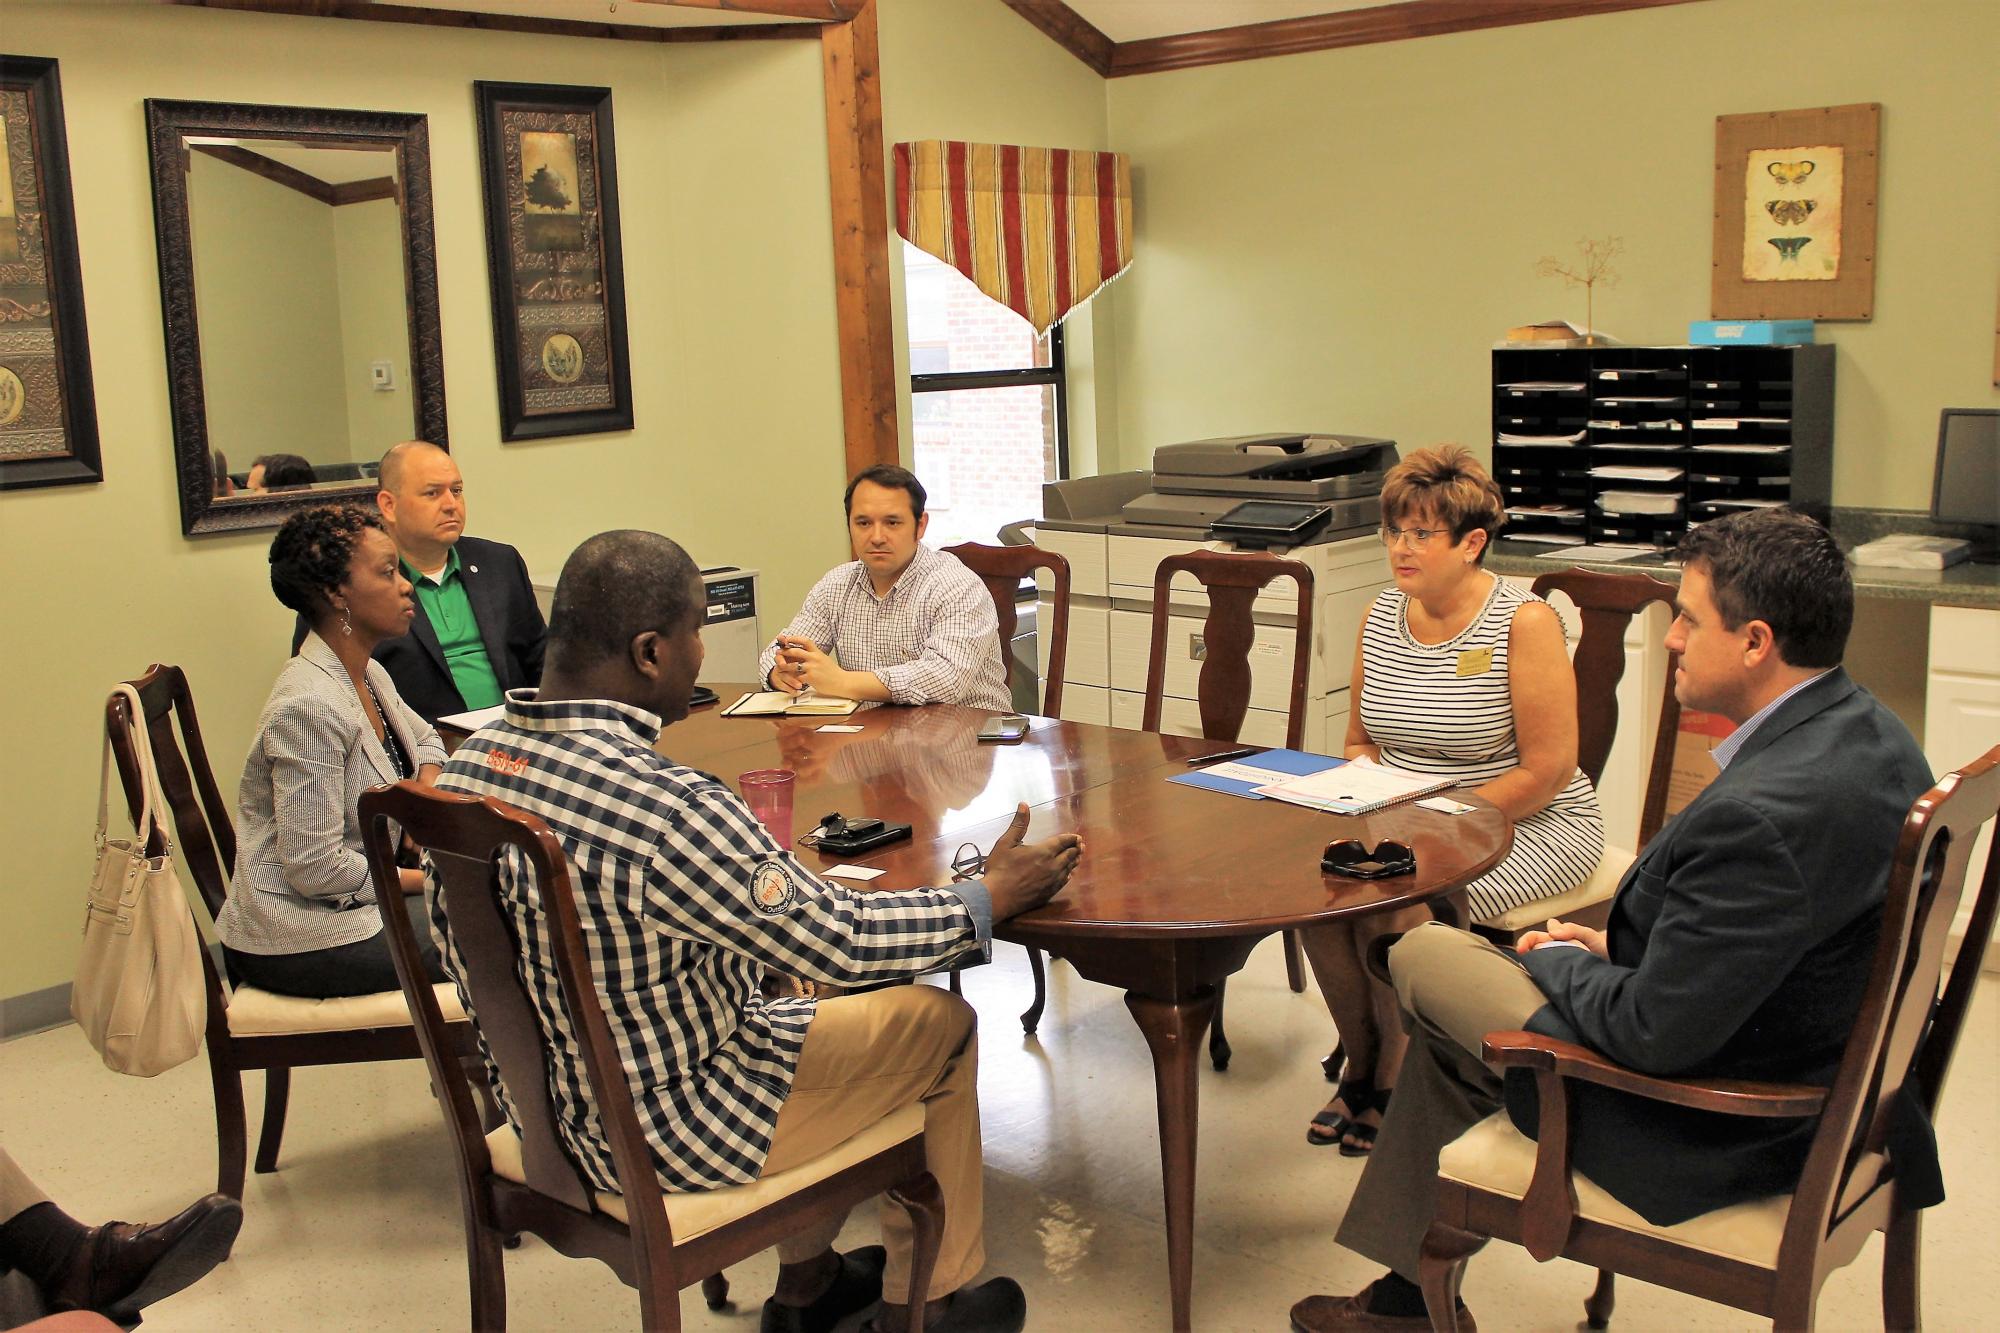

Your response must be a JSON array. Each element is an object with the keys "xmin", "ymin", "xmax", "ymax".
[{"xmin": 893, "ymin": 140, "xmax": 1132, "ymax": 337}]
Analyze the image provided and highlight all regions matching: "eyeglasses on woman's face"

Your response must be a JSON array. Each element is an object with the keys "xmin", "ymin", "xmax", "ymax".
[{"xmin": 1379, "ymin": 523, "xmax": 1449, "ymax": 549}]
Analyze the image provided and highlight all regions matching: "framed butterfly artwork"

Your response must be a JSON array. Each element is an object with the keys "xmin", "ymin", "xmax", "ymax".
[{"xmin": 1711, "ymin": 103, "xmax": 1880, "ymax": 322}]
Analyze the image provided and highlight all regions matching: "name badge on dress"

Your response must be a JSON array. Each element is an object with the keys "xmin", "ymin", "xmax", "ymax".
[{"xmin": 1455, "ymin": 648, "xmax": 1494, "ymax": 677}]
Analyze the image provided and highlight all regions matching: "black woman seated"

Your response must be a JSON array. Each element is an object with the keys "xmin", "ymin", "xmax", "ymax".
[{"xmin": 216, "ymin": 505, "xmax": 448, "ymax": 998}]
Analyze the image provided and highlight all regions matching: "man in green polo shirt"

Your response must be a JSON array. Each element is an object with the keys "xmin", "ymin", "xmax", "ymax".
[{"xmin": 369, "ymin": 441, "xmax": 547, "ymax": 721}]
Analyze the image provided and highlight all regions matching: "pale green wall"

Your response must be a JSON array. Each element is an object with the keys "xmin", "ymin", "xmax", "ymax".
[
  {"xmin": 1104, "ymin": 0, "xmax": 2000, "ymax": 497},
  {"xmin": 0, "ymin": 2, "xmax": 847, "ymax": 999},
  {"xmin": 878, "ymin": 0, "xmax": 1118, "ymax": 477},
  {"xmin": 334, "ymin": 197, "xmax": 415, "ymax": 461},
  {"xmin": 188, "ymin": 152, "xmax": 350, "ymax": 468}
]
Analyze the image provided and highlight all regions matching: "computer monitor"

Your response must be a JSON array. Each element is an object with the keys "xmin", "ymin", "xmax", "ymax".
[{"xmin": 1931, "ymin": 408, "xmax": 1999, "ymax": 560}]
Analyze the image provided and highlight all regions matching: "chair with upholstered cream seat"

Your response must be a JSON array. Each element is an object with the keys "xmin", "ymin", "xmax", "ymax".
[
  {"xmin": 361, "ymin": 780, "xmax": 943, "ymax": 1332},
  {"xmin": 1419, "ymin": 745, "xmax": 2000, "ymax": 1332},
  {"xmin": 105, "ymin": 665, "xmax": 471, "ymax": 1200},
  {"xmin": 944, "ymin": 539, "xmax": 1073, "ymax": 1027},
  {"xmin": 1474, "ymin": 567, "xmax": 1681, "ymax": 939},
  {"xmin": 1142, "ymin": 549, "xmax": 1316, "ymax": 1071}
]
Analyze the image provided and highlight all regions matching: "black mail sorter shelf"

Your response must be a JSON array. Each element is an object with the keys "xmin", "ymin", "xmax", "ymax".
[{"xmin": 1493, "ymin": 344, "xmax": 1833, "ymax": 549}]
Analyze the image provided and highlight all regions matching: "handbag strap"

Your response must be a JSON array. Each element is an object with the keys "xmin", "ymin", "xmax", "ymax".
[{"xmin": 101, "ymin": 684, "xmax": 169, "ymax": 856}]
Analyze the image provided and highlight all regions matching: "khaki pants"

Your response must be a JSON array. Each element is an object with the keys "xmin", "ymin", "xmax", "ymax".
[
  {"xmin": 761, "ymin": 985, "xmax": 985, "ymax": 1302},
  {"xmin": 1335, "ymin": 922, "xmax": 1554, "ymax": 1280},
  {"xmin": 0, "ymin": 1150, "xmax": 49, "ymax": 1225}
]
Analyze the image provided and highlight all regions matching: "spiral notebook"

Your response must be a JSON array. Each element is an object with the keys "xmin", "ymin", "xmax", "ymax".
[{"xmin": 1251, "ymin": 758, "xmax": 1458, "ymax": 815}]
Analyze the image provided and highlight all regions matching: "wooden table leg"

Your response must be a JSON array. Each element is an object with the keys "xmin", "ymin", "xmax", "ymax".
[{"xmin": 1124, "ymin": 986, "xmax": 1219, "ymax": 1333}]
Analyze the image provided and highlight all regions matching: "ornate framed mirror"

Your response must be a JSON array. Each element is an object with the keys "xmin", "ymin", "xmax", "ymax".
[{"xmin": 145, "ymin": 99, "xmax": 447, "ymax": 535}]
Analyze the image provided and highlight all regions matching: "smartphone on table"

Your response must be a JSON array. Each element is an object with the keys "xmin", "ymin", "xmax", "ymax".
[{"xmin": 976, "ymin": 713, "xmax": 1031, "ymax": 742}]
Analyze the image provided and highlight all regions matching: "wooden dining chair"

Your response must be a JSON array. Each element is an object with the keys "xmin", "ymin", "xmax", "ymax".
[
  {"xmin": 105, "ymin": 665, "xmax": 470, "ymax": 1200},
  {"xmin": 944, "ymin": 541, "xmax": 1073, "ymax": 1019},
  {"xmin": 360, "ymin": 780, "xmax": 944, "ymax": 1333},
  {"xmin": 1421, "ymin": 745, "xmax": 2000, "ymax": 1333},
  {"xmin": 1476, "ymin": 568, "xmax": 1681, "ymax": 939},
  {"xmin": 943, "ymin": 540, "xmax": 1071, "ymax": 718},
  {"xmin": 1143, "ymin": 549, "xmax": 1316, "ymax": 1071}
]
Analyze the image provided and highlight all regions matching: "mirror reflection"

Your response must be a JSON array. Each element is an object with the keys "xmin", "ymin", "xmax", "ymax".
[{"xmin": 184, "ymin": 138, "xmax": 412, "ymax": 501}]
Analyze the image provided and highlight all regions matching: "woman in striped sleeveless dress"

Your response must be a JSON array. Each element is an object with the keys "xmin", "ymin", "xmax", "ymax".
[{"xmin": 1303, "ymin": 447, "xmax": 1603, "ymax": 1153}]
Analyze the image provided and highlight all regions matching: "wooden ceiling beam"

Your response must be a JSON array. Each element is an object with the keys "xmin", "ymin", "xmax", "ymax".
[
  {"xmin": 820, "ymin": 0, "xmax": 899, "ymax": 476},
  {"xmin": 167, "ymin": 1, "xmax": 822, "ymax": 44},
  {"xmin": 997, "ymin": 0, "xmax": 1114, "ymax": 77},
  {"xmin": 630, "ymin": 0, "xmax": 859, "ymax": 18},
  {"xmin": 1106, "ymin": 0, "xmax": 1713, "ymax": 77}
]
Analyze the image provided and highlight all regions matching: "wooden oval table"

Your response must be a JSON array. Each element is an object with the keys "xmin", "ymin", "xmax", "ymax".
[{"xmin": 457, "ymin": 690, "xmax": 1513, "ymax": 1332}]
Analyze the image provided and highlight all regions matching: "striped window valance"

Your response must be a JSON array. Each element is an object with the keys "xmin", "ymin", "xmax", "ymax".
[{"xmin": 894, "ymin": 140, "xmax": 1132, "ymax": 337}]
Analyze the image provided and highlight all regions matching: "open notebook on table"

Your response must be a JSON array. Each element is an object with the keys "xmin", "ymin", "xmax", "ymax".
[
  {"xmin": 721, "ymin": 690, "xmax": 860, "ymax": 717},
  {"xmin": 1253, "ymin": 757, "xmax": 1458, "ymax": 815}
]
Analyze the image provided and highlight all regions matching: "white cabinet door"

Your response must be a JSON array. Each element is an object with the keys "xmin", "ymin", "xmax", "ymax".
[{"xmin": 1925, "ymin": 606, "xmax": 2000, "ymax": 968}]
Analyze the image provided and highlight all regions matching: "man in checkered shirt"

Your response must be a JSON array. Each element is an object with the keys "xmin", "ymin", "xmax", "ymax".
[
  {"xmin": 760, "ymin": 465, "xmax": 1013, "ymax": 713},
  {"xmin": 436, "ymin": 530, "xmax": 1081, "ymax": 1333}
]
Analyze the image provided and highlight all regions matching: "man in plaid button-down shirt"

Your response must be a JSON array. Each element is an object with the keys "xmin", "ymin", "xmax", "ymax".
[
  {"xmin": 436, "ymin": 530, "xmax": 1081, "ymax": 1333},
  {"xmin": 761, "ymin": 465, "xmax": 1012, "ymax": 713}
]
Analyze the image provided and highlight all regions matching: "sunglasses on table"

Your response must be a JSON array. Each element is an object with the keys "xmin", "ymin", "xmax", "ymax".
[{"xmin": 1321, "ymin": 838, "xmax": 1416, "ymax": 880}]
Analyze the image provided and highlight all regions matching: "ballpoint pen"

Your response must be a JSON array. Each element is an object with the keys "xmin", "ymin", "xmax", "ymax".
[{"xmin": 1184, "ymin": 746, "xmax": 1260, "ymax": 766}]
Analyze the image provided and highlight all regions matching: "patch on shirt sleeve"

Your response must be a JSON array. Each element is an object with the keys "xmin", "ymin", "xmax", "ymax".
[{"xmin": 750, "ymin": 857, "xmax": 801, "ymax": 916}]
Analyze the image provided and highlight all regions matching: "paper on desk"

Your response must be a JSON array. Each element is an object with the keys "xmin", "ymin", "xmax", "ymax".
[
  {"xmin": 1197, "ymin": 761, "xmax": 1297, "ymax": 784},
  {"xmin": 439, "ymin": 704, "xmax": 507, "ymax": 732},
  {"xmin": 823, "ymin": 864, "xmax": 886, "ymax": 881},
  {"xmin": 817, "ymin": 724, "xmax": 865, "ymax": 733},
  {"xmin": 1169, "ymin": 748, "xmax": 1344, "ymax": 799}
]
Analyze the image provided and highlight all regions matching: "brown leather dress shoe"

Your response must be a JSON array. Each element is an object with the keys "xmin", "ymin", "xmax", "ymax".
[
  {"xmin": 48, "ymin": 1193, "xmax": 243, "ymax": 1324},
  {"xmin": 1289, "ymin": 1289, "xmax": 1478, "ymax": 1333}
]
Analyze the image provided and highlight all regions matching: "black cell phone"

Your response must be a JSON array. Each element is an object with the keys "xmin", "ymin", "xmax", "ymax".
[
  {"xmin": 816, "ymin": 820, "xmax": 913, "ymax": 856},
  {"xmin": 977, "ymin": 713, "xmax": 1030, "ymax": 742}
]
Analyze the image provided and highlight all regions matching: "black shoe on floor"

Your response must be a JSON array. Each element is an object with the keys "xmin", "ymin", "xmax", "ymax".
[
  {"xmin": 866, "ymin": 1276, "xmax": 1028, "ymax": 1333},
  {"xmin": 48, "ymin": 1193, "xmax": 243, "ymax": 1325},
  {"xmin": 760, "ymin": 1245, "xmax": 888, "ymax": 1333}
]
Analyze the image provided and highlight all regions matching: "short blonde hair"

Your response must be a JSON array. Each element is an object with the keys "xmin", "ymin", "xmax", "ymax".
[{"xmin": 1380, "ymin": 445, "xmax": 1506, "ymax": 562}]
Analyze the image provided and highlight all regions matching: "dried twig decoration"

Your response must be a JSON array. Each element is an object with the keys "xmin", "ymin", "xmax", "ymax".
[{"xmin": 1536, "ymin": 237, "xmax": 1624, "ymax": 344}]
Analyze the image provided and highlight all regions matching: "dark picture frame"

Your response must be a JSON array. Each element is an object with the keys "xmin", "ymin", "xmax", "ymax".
[
  {"xmin": 144, "ymin": 98, "xmax": 447, "ymax": 535},
  {"xmin": 0, "ymin": 55, "xmax": 101, "ymax": 491},
  {"xmin": 1711, "ymin": 102, "xmax": 1880, "ymax": 322},
  {"xmin": 474, "ymin": 81, "xmax": 633, "ymax": 440}
]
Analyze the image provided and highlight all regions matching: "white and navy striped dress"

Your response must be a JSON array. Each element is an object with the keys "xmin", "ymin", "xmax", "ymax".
[{"xmin": 1357, "ymin": 576, "xmax": 1605, "ymax": 922}]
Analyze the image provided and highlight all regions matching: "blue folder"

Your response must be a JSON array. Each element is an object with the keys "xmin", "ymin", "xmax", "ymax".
[{"xmin": 1168, "ymin": 748, "xmax": 1346, "ymax": 799}]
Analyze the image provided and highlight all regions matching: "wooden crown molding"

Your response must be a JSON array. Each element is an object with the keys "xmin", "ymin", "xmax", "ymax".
[
  {"xmin": 1006, "ymin": 0, "xmax": 1711, "ymax": 79},
  {"xmin": 998, "ymin": 0, "xmax": 1114, "ymax": 77},
  {"xmin": 168, "ymin": 0, "xmax": 824, "ymax": 44},
  {"xmin": 191, "ymin": 142, "xmax": 396, "ymax": 206}
]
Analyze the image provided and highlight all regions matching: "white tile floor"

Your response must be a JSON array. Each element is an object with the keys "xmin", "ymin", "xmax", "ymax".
[{"xmin": 3, "ymin": 942, "xmax": 1996, "ymax": 1331}]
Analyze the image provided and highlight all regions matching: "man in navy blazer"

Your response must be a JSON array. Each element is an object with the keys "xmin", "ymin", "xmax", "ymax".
[
  {"xmin": 292, "ymin": 442, "xmax": 546, "ymax": 722},
  {"xmin": 1291, "ymin": 508, "xmax": 1934, "ymax": 1333}
]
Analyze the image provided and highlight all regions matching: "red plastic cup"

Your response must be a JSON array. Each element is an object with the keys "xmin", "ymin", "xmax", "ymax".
[{"xmin": 739, "ymin": 769, "xmax": 796, "ymax": 847}]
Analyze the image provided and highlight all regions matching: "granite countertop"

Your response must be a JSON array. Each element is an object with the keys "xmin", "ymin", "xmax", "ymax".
[{"xmin": 1487, "ymin": 509, "xmax": 2000, "ymax": 610}]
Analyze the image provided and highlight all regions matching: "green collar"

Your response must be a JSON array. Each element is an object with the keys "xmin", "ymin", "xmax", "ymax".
[{"xmin": 402, "ymin": 544, "xmax": 461, "ymax": 587}]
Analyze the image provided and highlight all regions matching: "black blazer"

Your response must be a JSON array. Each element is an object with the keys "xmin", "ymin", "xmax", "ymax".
[
  {"xmin": 1514, "ymin": 668, "xmax": 1933, "ymax": 1226},
  {"xmin": 292, "ymin": 534, "xmax": 547, "ymax": 723}
]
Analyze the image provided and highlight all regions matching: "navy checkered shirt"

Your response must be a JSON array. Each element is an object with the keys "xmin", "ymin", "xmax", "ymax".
[{"xmin": 431, "ymin": 691, "xmax": 992, "ymax": 1193}]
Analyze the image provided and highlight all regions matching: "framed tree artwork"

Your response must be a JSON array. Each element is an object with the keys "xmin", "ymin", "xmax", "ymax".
[
  {"xmin": 0, "ymin": 55, "xmax": 101, "ymax": 490},
  {"xmin": 1711, "ymin": 102, "xmax": 1880, "ymax": 322},
  {"xmin": 474, "ymin": 81, "xmax": 633, "ymax": 440}
]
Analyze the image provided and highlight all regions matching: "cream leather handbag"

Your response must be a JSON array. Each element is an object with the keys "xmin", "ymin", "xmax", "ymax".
[{"xmin": 72, "ymin": 685, "xmax": 205, "ymax": 1076}]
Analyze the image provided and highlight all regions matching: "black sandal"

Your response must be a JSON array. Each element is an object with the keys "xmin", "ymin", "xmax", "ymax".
[
  {"xmin": 1338, "ymin": 1085, "xmax": 1392, "ymax": 1157},
  {"xmin": 1307, "ymin": 1073, "xmax": 1374, "ymax": 1147}
]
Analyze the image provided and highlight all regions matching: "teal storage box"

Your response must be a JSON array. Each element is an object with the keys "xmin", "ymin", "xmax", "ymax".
[{"xmin": 1689, "ymin": 319, "xmax": 1815, "ymax": 345}]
